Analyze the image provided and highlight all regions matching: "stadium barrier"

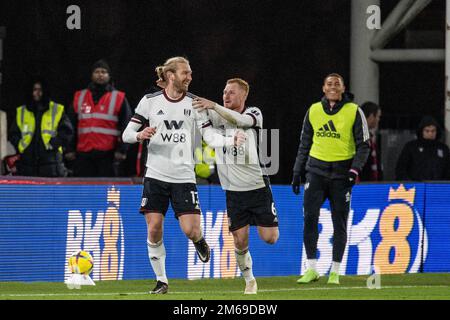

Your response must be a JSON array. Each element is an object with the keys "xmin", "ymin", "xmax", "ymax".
[{"xmin": 0, "ymin": 179, "xmax": 449, "ymax": 282}]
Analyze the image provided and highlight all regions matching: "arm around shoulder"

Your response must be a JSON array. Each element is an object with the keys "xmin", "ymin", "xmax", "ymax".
[{"xmin": 212, "ymin": 104, "xmax": 256, "ymax": 128}]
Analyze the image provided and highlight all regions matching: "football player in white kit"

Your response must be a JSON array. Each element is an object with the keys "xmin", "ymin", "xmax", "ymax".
[
  {"xmin": 192, "ymin": 78, "xmax": 279, "ymax": 294},
  {"xmin": 122, "ymin": 57, "xmax": 245, "ymax": 294}
]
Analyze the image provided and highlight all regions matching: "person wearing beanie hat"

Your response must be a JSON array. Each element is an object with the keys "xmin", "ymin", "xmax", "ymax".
[
  {"xmin": 91, "ymin": 59, "xmax": 111, "ymax": 75},
  {"xmin": 66, "ymin": 59, "xmax": 132, "ymax": 177},
  {"xmin": 395, "ymin": 116, "xmax": 450, "ymax": 181}
]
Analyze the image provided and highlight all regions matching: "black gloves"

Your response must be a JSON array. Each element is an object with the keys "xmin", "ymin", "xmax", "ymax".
[
  {"xmin": 292, "ymin": 174, "xmax": 301, "ymax": 195},
  {"xmin": 292, "ymin": 170, "xmax": 357, "ymax": 193},
  {"xmin": 347, "ymin": 170, "xmax": 358, "ymax": 188}
]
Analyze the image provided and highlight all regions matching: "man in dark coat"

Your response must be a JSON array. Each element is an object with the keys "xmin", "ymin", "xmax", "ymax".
[
  {"xmin": 9, "ymin": 77, "xmax": 73, "ymax": 177},
  {"xmin": 396, "ymin": 116, "xmax": 450, "ymax": 181}
]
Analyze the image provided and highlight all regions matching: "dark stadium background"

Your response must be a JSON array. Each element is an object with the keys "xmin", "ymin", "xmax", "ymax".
[{"xmin": 0, "ymin": 0, "xmax": 444, "ymax": 183}]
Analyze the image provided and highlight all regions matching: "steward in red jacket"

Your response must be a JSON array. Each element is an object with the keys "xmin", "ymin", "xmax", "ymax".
[{"xmin": 67, "ymin": 60, "xmax": 132, "ymax": 177}]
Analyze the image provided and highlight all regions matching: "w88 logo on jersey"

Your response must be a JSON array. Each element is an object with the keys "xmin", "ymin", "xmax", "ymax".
[
  {"xmin": 223, "ymin": 146, "xmax": 245, "ymax": 156},
  {"xmin": 161, "ymin": 132, "xmax": 187, "ymax": 143}
]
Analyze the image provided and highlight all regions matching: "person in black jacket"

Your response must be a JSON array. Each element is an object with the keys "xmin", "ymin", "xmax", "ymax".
[
  {"xmin": 395, "ymin": 116, "xmax": 450, "ymax": 181},
  {"xmin": 291, "ymin": 73, "xmax": 370, "ymax": 285},
  {"xmin": 360, "ymin": 101, "xmax": 382, "ymax": 181},
  {"xmin": 9, "ymin": 77, "xmax": 73, "ymax": 177}
]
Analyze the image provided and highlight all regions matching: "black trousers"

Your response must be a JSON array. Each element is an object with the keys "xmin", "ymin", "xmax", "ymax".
[
  {"xmin": 303, "ymin": 172, "xmax": 351, "ymax": 263},
  {"xmin": 17, "ymin": 161, "xmax": 67, "ymax": 177},
  {"xmin": 74, "ymin": 151, "xmax": 115, "ymax": 177}
]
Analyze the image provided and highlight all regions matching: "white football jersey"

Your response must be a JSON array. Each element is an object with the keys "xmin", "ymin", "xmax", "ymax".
[
  {"xmin": 134, "ymin": 90, "xmax": 212, "ymax": 184},
  {"xmin": 208, "ymin": 107, "xmax": 267, "ymax": 191}
]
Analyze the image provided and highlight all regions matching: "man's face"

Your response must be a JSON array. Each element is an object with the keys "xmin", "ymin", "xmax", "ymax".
[
  {"xmin": 32, "ymin": 83, "xmax": 43, "ymax": 102},
  {"xmin": 322, "ymin": 76, "xmax": 345, "ymax": 102},
  {"xmin": 171, "ymin": 63, "xmax": 192, "ymax": 93},
  {"xmin": 223, "ymin": 83, "xmax": 247, "ymax": 110},
  {"xmin": 422, "ymin": 125, "xmax": 437, "ymax": 140},
  {"xmin": 367, "ymin": 109, "xmax": 382, "ymax": 130},
  {"xmin": 91, "ymin": 68, "xmax": 110, "ymax": 85}
]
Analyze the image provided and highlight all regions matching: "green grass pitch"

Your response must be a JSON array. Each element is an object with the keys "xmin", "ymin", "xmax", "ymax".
[{"xmin": 1, "ymin": 273, "xmax": 449, "ymax": 300}]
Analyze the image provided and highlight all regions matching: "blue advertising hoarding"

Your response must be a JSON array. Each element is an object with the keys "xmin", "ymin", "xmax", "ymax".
[
  {"xmin": 0, "ymin": 182, "xmax": 447, "ymax": 282},
  {"xmin": 423, "ymin": 184, "xmax": 450, "ymax": 273}
]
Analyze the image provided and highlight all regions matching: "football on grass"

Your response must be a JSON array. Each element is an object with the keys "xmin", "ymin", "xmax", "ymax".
[{"xmin": 68, "ymin": 250, "xmax": 94, "ymax": 275}]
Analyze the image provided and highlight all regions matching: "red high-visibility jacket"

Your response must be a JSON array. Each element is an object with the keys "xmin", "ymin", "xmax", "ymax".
[{"xmin": 73, "ymin": 89, "xmax": 125, "ymax": 152}]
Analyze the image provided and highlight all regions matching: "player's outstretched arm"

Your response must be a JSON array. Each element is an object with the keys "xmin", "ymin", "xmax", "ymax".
[
  {"xmin": 195, "ymin": 109, "xmax": 246, "ymax": 148},
  {"xmin": 201, "ymin": 125, "xmax": 245, "ymax": 148},
  {"xmin": 193, "ymin": 97, "xmax": 254, "ymax": 128}
]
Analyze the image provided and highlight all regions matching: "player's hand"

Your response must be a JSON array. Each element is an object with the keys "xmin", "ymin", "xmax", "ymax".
[
  {"xmin": 346, "ymin": 170, "xmax": 358, "ymax": 188},
  {"xmin": 137, "ymin": 127, "xmax": 156, "ymax": 142},
  {"xmin": 234, "ymin": 130, "xmax": 246, "ymax": 146},
  {"xmin": 192, "ymin": 97, "xmax": 216, "ymax": 111},
  {"xmin": 292, "ymin": 175, "xmax": 301, "ymax": 195}
]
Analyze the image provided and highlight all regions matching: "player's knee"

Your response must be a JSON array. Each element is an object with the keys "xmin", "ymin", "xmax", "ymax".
[
  {"xmin": 183, "ymin": 227, "xmax": 194, "ymax": 239},
  {"xmin": 148, "ymin": 227, "xmax": 163, "ymax": 243},
  {"xmin": 233, "ymin": 237, "xmax": 248, "ymax": 250},
  {"xmin": 184, "ymin": 225, "xmax": 201, "ymax": 241},
  {"xmin": 263, "ymin": 232, "xmax": 279, "ymax": 245},
  {"xmin": 264, "ymin": 237, "xmax": 276, "ymax": 245}
]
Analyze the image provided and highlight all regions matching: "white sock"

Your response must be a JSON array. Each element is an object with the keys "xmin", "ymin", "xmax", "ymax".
[
  {"xmin": 307, "ymin": 259, "xmax": 317, "ymax": 271},
  {"xmin": 235, "ymin": 247, "xmax": 255, "ymax": 283},
  {"xmin": 147, "ymin": 240, "xmax": 168, "ymax": 284},
  {"xmin": 331, "ymin": 261, "xmax": 341, "ymax": 274}
]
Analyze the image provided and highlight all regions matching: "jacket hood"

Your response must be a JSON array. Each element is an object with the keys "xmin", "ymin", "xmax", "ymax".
[
  {"xmin": 417, "ymin": 115, "xmax": 442, "ymax": 140},
  {"xmin": 344, "ymin": 92, "xmax": 354, "ymax": 102}
]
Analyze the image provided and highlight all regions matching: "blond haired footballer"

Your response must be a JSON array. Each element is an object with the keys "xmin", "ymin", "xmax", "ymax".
[{"xmin": 123, "ymin": 58, "xmax": 245, "ymax": 294}]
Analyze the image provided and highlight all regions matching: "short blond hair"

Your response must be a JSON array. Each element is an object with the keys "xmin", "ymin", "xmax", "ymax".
[
  {"xmin": 226, "ymin": 78, "xmax": 250, "ymax": 96},
  {"xmin": 155, "ymin": 57, "xmax": 190, "ymax": 82}
]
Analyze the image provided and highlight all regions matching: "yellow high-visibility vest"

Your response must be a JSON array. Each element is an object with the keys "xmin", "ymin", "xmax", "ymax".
[
  {"xmin": 308, "ymin": 102, "xmax": 358, "ymax": 162},
  {"xmin": 16, "ymin": 101, "xmax": 65, "ymax": 154}
]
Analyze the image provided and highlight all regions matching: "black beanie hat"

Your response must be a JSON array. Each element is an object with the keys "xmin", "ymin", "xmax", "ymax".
[{"xmin": 91, "ymin": 59, "xmax": 111, "ymax": 74}]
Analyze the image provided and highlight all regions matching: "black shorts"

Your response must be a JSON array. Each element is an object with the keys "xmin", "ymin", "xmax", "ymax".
[
  {"xmin": 225, "ymin": 185, "xmax": 279, "ymax": 232},
  {"xmin": 140, "ymin": 177, "xmax": 201, "ymax": 218}
]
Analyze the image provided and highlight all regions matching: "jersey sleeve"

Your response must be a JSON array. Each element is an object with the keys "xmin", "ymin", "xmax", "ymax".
[
  {"xmin": 194, "ymin": 108, "xmax": 213, "ymax": 130},
  {"xmin": 293, "ymin": 110, "xmax": 313, "ymax": 176},
  {"xmin": 211, "ymin": 104, "xmax": 260, "ymax": 129},
  {"xmin": 194, "ymin": 109, "xmax": 234, "ymax": 148},
  {"xmin": 122, "ymin": 96, "xmax": 150, "ymax": 144},
  {"xmin": 350, "ymin": 107, "xmax": 371, "ymax": 173},
  {"xmin": 207, "ymin": 109, "xmax": 225, "ymax": 127},
  {"xmin": 244, "ymin": 107, "xmax": 263, "ymax": 128},
  {"xmin": 128, "ymin": 96, "xmax": 149, "ymax": 127},
  {"xmin": 136, "ymin": 96, "xmax": 150, "ymax": 118}
]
